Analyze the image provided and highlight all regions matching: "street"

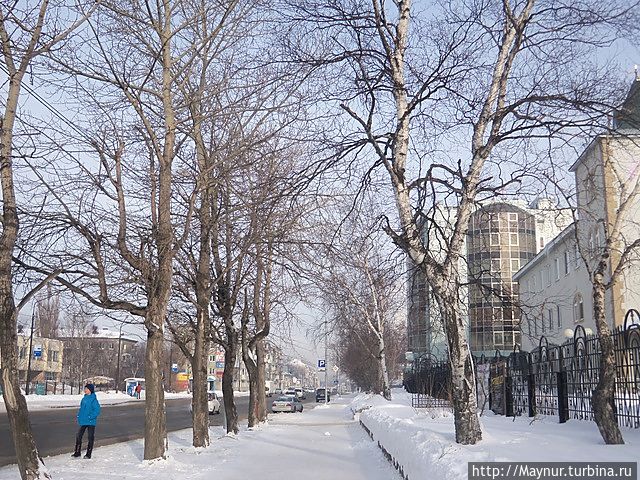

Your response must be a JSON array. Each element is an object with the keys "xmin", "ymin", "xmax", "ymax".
[{"xmin": 0, "ymin": 394, "xmax": 316, "ymax": 467}]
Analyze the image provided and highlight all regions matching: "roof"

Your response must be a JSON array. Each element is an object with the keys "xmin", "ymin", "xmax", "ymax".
[
  {"xmin": 58, "ymin": 327, "xmax": 138, "ymax": 343},
  {"xmin": 614, "ymin": 76, "xmax": 640, "ymax": 132},
  {"xmin": 513, "ymin": 223, "xmax": 576, "ymax": 281}
]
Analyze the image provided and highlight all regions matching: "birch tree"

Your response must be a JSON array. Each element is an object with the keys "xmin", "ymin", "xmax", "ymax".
[{"xmin": 286, "ymin": 0, "xmax": 637, "ymax": 444}]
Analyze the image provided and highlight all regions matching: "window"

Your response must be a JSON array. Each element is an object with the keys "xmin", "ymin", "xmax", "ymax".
[
  {"xmin": 491, "ymin": 233, "xmax": 500, "ymax": 246},
  {"xmin": 44, "ymin": 371, "xmax": 56, "ymax": 381},
  {"xmin": 209, "ymin": 355, "xmax": 214, "ymax": 362},
  {"xmin": 508, "ymin": 212, "xmax": 518, "ymax": 222},
  {"xmin": 491, "ymin": 258, "xmax": 501, "ymax": 273},
  {"xmin": 511, "ymin": 259, "xmax": 520, "ymax": 272},
  {"xmin": 110, "ymin": 343, "xmax": 115, "ymax": 350},
  {"xmin": 47, "ymin": 350, "xmax": 59, "ymax": 362},
  {"xmin": 574, "ymin": 243, "xmax": 580, "ymax": 268},
  {"xmin": 510, "ymin": 233, "xmax": 519, "ymax": 246},
  {"xmin": 540, "ymin": 236, "xmax": 545, "ymax": 249},
  {"xmin": 556, "ymin": 304, "xmax": 562, "ymax": 328},
  {"xmin": 554, "ymin": 258, "xmax": 560, "ymax": 280},
  {"xmin": 573, "ymin": 294, "xmax": 585, "ymax": 323},
  {"xmin": 563, "ymin": 250, "xmax": 570, "ymax": 275},
  {"xmin": 547, "ymin": 308, "xmax": 553, "ymax": 330}
]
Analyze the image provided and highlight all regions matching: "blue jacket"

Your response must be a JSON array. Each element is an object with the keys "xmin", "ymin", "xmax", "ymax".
[{"xmin": 77, "ymin": 393, "xmax": 101, "ymax": 426}]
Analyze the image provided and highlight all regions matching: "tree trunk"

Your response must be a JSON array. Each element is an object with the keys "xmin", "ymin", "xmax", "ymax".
[
  {"xmin": 143, "ymin": 318, "xmax": 168, "ymax": 460},
  {"xmin": 221, "ymin": 336, "xmax": 239, "ymax": 434},
  {"xmin": 378, "ymin": 340, "xmax": 392, "ymax": 401},
  {"xmin": 437, "ymin": 290, "xmax": 482, "ymax": 445},
  {"xmin": 592, "ymin": 276, "xmax": 624, "ymax": 444},
  {"xmin": 255, "ymin": 339, "xmax": 267, "ymax": 423},
  {"xmin": 0, "ymin": 73, "xmax": 49, "ymax": 479},
  {"xmin": 191, "ymin": 322, "xmax": 210, "ymax": 448}
]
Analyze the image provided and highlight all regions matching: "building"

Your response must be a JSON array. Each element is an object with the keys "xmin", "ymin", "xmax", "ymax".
[
  {"xmin": 466, "ymin": 199, "xmax": 571, "ymax": 355},
  {"xmin": 515, "ymin": 76, "xmax": 640, "ymax": 349},
  {"xmin": 407, "ymin": 199, "xmax": 571, "ymax": 359},
  {"xmin": 10, "ymin": 333, "xmax": 64, "ymax": 384},
  {"xmin": 58, "ymin": 326, "xmax": 139, "ymax": 388}
]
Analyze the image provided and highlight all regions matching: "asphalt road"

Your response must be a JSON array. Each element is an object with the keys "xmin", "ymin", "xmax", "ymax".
[{"xmin": 0, "ymin": 394, "xmax": 316, "ymax": 467}]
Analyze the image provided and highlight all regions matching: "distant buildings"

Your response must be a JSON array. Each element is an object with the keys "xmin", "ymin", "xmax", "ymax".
[{"xmin": 12, "ymin": 334, "xmax": 64, "ymax": 384}]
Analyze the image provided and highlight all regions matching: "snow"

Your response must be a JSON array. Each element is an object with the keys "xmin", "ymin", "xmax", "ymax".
[
  {"xmin": 353, "ymin": 388, "xmax": 640, "ymax": 480},
  {"xmin": 0, "ymin": 396, "xmax": 400, "ymax": 480},
  {"xmin": 0, "ymin": 391, "xmax": 192, "ymax": 412}
]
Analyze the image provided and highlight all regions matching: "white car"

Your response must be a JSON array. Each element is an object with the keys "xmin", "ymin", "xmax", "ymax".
[
  {"xmin": 294, "ymin": 388, "xmax": 306, "ymax": 400},
  {"xmin": 271, "ymin": 395, "xmax": 303, "ymax": 413},
  {"xmin": 190, "ymin": 392, "xmax": 221, "ymax": 415}
]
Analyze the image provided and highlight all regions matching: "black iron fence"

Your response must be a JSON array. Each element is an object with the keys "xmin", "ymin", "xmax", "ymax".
[{"xmin": 404, "ymin": 309, "xmax": 640, "ymax": 429}]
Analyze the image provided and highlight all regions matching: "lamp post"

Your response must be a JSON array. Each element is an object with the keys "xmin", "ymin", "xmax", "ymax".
[
  {"xmin": 25, "ymin": 306, "xmax": 37, "ymax": 395},
  {"xmin": 115, "ymin": 323, "xmax": 124, "ymax": 393}
]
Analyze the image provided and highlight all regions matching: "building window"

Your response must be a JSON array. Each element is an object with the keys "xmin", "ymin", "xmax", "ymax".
[
  {"xmin": 508, "ymin": 212, "xmax": 518, "ymax": 222},
  {"xmin": 45, "ymin": 371, "xmax": 56, "ymax": 381},
  {"xmin": 573, "ymin": 294, "xmax": 584, "ymax": 323},
  {"xmin": 19, "ymin": 347, "xmax": 26, "ymax": 359},
  {"xmin": 574, "ymin": 243, "xmax": 580, "ymax": 268},
  {"xmin": 47, "ymin": 350, "xmax": 59, "ymax": 362},
  {"xmin": 510, "ymin": 233, "xmax": 519, "ymax": 246},
  {"xmin": 491, "ymin": 258, "xmax": 501, "ymax": 273},
  {"xmin": 539, "ymin": 236, "xmax": 545, "ymax": 249},
  {"xmin": 554, "ymin": 258, "xmax": 560, "ymax": 281},
  {"xmin": 511, "ymin": 259, "xmax": 520, "ymax": 272},
  {"xmin": 547, "ymin": 308, "xmax": 553, "ymax": 330},
  {"xmin": 110, "ymin": 343, "xmax": 115, "ymax": 350},
  {"xmin": 563, "ymin": 250, "xmax": 570, "ymax": 275},
  {"xmin": 490, "ymin": 233, "xmax": 500, "ymax": 246},
  {"xmin": 556, "ymin": 304, "xmax": 562, "ymax": 328}
]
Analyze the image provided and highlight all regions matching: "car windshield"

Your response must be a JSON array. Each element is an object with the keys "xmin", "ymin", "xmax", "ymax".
[{"xmin": 276, "ymin": 396, "xmax": 294, "ymax": 401}]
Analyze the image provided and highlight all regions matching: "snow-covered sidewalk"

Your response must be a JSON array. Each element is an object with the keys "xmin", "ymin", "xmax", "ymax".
[
  {"xmin": 0, "ymin": 391, "xmax": 192, "ymax": 413},
  {"xmin": 0, "ymin": 396, "xmax": 400, "ymax": 480},
  {"xmin": 353, "ymin": 388, "xmax": 640, "ymax": 480}
]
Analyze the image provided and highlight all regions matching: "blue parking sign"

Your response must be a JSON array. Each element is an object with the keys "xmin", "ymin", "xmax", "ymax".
[{"xmin": 318, "ymin": 359, "xmax": 326, "ymax": 370}]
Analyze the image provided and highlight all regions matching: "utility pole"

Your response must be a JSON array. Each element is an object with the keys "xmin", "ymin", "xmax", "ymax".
[
  {"xmin": 25, "ymin": 306, "xmax": 36, "ymax": 395},
  {"xmin": 115, "ymin": 323, "xmax": 124, "ymax": 393},
  {"xmin": 324, "ymin": 320, "xmax": 328, "ymax": 404}
]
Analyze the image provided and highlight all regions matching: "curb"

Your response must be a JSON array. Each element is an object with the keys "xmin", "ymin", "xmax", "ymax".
[{"xmin": 359, "ymin": 418, "xmax": 409, "ymax": 480}]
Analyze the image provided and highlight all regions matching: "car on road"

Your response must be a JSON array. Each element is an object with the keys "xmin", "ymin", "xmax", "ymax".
[
  {"xmin": 271, "ymin": 395, "xmax": 303, "ymax": 413},
  {"xmin": 189, "ymin": 392, "xmax": 221, "ymax": 415},
  {"xmin": 315, "ymin": 388, "xmax": 330, "ymax": 403},
  {"xmin": 294, "ymin": 388, "xmax": 306, "ymax": 400}
]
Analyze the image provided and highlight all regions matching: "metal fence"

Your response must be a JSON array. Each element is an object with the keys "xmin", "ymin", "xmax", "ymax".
[{"xmin": 404, "ymin": 309, "xmax": 640, "ymax": 429}]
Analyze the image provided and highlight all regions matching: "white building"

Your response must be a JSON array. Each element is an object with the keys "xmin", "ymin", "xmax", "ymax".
[{"xmin": 515, "ymin": 76, "xmax": 640, "ymax": 349}]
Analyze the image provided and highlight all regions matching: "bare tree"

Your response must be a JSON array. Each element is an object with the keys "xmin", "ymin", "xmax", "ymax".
[
  {"xmin": 285, "ymin": 0, "xmax": 638, "ymax": 444},
  {"xmin": 0, "ymin": 2, "xmax": 96, "ymax": 477}
]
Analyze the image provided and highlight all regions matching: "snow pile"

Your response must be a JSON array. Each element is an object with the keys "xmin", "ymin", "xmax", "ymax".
[{"xmin": 353, "ymin": 388, "xmax": 640, "ymax": 480}]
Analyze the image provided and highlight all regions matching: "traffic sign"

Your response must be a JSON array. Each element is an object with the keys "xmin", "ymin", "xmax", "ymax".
[
  {"xmin": 318, "ymin": 359, "xmax": 326, "ymax": 371},
  {"xmin": 332, "ymin": 365, "xmax": 339, "ymax": 373},
  {"xmin": 33, "ymin": 345, "xmax": 42, "ymax": 358},
  {"xmin": 171, "ymin": 363, "xmax": 178, "ymax": 373}
]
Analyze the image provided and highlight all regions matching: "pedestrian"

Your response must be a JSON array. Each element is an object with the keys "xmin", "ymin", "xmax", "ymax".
[
  {"xmin": 135, "ymin": 383, "xmax": 142, "ymax": 399},
  {"xmin": 72, "ymin": 383, "xmax": 101, "ymax": 459}
]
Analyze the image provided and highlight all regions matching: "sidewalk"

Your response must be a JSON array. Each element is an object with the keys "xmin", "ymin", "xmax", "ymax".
[{"xmin": 0, "ymin": 396, "xmax": 400, "ymax": 480}]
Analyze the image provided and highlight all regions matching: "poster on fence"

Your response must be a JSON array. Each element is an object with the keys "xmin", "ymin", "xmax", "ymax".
[{"xmin": 476, "ymin": 364, "xmax": 490, "ymax": 413}]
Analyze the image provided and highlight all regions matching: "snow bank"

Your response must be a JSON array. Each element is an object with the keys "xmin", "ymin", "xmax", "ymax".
[{"xmin": 352, "ymin": 388, "xmax": 640, "ymax": 480}]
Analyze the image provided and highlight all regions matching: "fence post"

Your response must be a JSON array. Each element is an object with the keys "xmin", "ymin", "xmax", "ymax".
[
  {"xmin": 527, "ymin": 356, "xmax": 536, "ymax": 417},
  {"xmin": 556, "ymin": 348, "xmax": 569, "ymax": 423}
]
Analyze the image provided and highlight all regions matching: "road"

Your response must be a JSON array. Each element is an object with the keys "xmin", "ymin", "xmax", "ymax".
[{"xmin": 0, "ymin": 394, "xmax": 317, "ymax": 467}]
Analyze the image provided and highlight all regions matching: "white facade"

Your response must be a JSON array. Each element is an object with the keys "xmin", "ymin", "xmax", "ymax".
[{"xmin": 515, "ymin": 78, "xmax": 640, "ymax": 349}]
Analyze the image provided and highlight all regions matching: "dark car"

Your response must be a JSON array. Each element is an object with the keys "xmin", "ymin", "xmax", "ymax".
[{"xmin": 315, "ymin": 388, "xmax": 330, "ymax": 403}]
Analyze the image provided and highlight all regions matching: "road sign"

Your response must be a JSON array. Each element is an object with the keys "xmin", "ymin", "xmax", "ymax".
[
  {"xmin": 318, "ymin": 359, "xmax": 326, "ymax": 371},
  {"xmin": 332, "ymin": 365, "xmax": 339, "ymax": 373},
  {"xmin": 215, "ymin": 361, "xmax": 225, "ymax": 368},
  {"xmin": 33, "ymin": 345, "xmax": 42, "ymax": 358},
  {"xmin": 171, "ymin": 363, "xmax": 178, "ymax": 373}
]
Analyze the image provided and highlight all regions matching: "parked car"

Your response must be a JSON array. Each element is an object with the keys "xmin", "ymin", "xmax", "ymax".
[
  {"xmin": 189, "ymin": 392, "xmax": 221, "ymax": 415},
  {"xmin": 294, "ymin": 388, "xmax": 306, "ymax": 400},
  {"xmin": 315, "ymin": 388, "xmax": 330, "ymax": 403},
  {"xmin": 271, "ymin": 395, "xmax": 303, "ymax": 413},
  {"xmin": 274, "ymin": 388, "xmax": 283, "ymax": 395},
  {"xmin": 284, "ymin": 389, "xmax": 297, "ymax": 397}
]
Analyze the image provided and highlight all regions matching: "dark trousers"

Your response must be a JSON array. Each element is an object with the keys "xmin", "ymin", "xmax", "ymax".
[{"xmin": 75, "ymin": 425, "xmax": 95, "ymax": 455}]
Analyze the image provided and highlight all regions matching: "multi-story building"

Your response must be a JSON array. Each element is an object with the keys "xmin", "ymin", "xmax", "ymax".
[
  {"xmin": 515, "ymin": 76, "xmax": 640, "ymax": 349},
  {"xmin": 8, "ymin": 333, "xmax": 64, "ymax": 384},
  {"xmin": 407, "ymin": 199, "xmax": 571, "ymax": 359}
]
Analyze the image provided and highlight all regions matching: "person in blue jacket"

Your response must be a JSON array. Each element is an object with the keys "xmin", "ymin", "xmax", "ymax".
[{"xmin": 72, "ymin": 383, "xmax": 101, "ymax": 459}]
